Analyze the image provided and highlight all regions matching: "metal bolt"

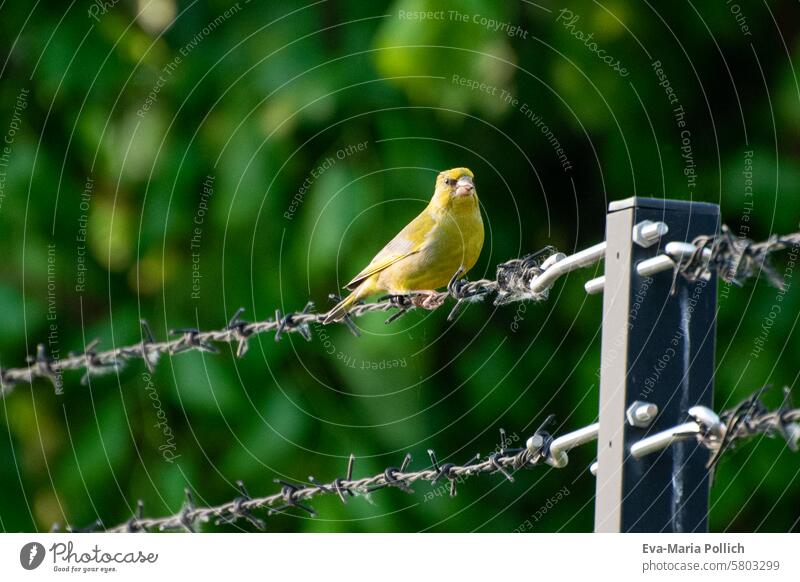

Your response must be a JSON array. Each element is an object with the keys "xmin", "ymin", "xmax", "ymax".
[
  {"xmin": 632, "ymin": 220, "xmax": 668, "ymax": 248},
  {"xmin": 626, "ymin": 401, "xmax": 658, "ymax": 427}
]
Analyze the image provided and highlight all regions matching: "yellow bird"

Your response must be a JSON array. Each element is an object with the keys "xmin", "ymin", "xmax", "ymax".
[{"xmin": 324, "ymin": 167, "xmax": 484, "ymax": 323}]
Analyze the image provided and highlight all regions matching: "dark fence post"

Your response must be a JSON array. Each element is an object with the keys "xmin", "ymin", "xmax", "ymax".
[{"xmin": 594, "ymin": 197, "xmax": 720, "ymax": 533}]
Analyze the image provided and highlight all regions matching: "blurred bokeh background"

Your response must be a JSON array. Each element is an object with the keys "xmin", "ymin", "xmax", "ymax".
[{"xmin": 1, "ymin": 0, "xmax": 799, "ymax": 532}]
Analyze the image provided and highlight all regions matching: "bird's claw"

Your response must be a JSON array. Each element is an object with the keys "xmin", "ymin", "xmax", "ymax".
[
  {"xmin": 447, "ymin": 265, "xmax": 467, "ymax": 296},
  {"xmin": 411, "ymin": 292, "xmax": 447, "ymax": 310},
  {"xmin": 382, "ymin": 294, "xmax": 414, "ymax": 308},
  {"xmin": 381, "ymin": 292, "xmax": 446, "ymax": 311}
]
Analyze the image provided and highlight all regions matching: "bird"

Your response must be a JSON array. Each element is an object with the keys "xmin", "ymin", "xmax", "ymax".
[{"xmin": 324, "ymin": 167, "xmax": 484, "ymax": 323}]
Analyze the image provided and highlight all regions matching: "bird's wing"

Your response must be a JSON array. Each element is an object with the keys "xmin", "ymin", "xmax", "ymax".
[{"xmin": 344, "ymin": 211, "xmax": 434, "ymax": 290}]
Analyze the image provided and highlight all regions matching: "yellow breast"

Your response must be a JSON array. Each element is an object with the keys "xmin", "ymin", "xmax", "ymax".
[{"xmin": 379, "ymin": 197, "xmax": 484, "ymax": 293}]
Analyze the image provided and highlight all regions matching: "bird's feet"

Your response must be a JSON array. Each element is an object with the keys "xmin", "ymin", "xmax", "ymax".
[
  {"xmin": 410, "ymin": 291, "xmax": 447, "ymax": 310},
  {"xmin": 382, "ymin": 291, "xmax": 447, "ymax": 311},
  {"xmin": 382, "ymin": 294, "xmax": 414, "ymax": 309},
  {"xmin": 447, "ymin": 265, "xmax": 468, "ymax": 296}
]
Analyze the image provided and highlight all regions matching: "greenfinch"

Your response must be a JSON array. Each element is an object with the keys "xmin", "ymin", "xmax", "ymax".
[{"xmin": 324, "ymin": 167, "xmax": 484, "ymax": 323}]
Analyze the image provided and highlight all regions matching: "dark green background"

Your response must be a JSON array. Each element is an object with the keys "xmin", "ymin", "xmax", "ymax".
[{"xmin": 1, "ymin": 0, "xmax": 798, "ymax": 532}]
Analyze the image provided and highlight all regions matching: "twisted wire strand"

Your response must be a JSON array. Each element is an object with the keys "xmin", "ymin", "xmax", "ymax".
[
  {"xmin": 0, "ymin": 251, "xmax": 555, "ymax": 398},
  {"xmin": 716, "ymin": 387, "xmax": 800, "ymax": 449},
  {"xmin": 73, "ymin": 430, "xmax": 549, "ymax": 533},
  {"xmin": 682, "ymin": 226, "xmax": 800, "ymax": 288}
]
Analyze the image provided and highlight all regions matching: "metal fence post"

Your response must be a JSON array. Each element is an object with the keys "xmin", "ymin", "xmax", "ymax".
[{"xmin": 594, "ymin": 197, "xmax": 720, "ymax": 533}]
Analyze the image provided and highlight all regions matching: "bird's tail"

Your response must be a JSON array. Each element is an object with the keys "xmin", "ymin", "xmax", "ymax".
[{"xmin": 323, "ymin": 288, "xmax": 363, "ymax": 324}]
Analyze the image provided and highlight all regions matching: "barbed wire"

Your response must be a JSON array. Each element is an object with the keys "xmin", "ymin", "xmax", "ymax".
[
  {"xmin": 705, "ymin": 386, "xmax": 800, "ymax": 467},
  {"xmin": 0, "ymin": 249, "xmax": 556, "ymax": 398},
  {"xmin": 3, "ymin": 227, "xmax": 799, "ymax": 399},
  {"xmin": 55, "ymin": 388, "xmax": 799, "ymax": 533},
  {"xmin": 682, "ymin": 226, "xmax": 800, "ymax": 288},
  {"xmin": 65, "ymin": 423, "xmax": 554, "ymax": 533}
]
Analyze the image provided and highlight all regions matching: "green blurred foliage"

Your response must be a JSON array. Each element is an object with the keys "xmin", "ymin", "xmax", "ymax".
[{"xmin": 0, "ymin": 0, "xmax": 799, "ymax": 532}]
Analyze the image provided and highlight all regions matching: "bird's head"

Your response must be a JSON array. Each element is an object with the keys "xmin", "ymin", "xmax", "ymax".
[{"xmin": 431, "ymin": 167, "xmax": 477, "ymax": 210}]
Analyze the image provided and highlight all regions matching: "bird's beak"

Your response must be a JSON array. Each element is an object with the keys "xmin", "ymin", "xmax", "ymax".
[{"xmin": 454, "ymin": 176, "xmax": 475, "ymax": 197}]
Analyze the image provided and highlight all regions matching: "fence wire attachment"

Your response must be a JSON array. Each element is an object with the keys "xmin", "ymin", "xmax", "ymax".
[
  {"xmin": 633, "ymin": 225, "xmax": 800, "ymax": 290},
  {"xmin": 629, "ymin": 406, "xmax": 725, "ymax": 459},
  {"xmin": 539, "ymin": 422, "xmax": 600, "ymax": 468},
  {"xmin": 492, "ymin": 247, "xmax": 557, "ymax": 305},
  {"xmin": 528, "ymin": 243, "xmax": 606, "ymax": 296}
]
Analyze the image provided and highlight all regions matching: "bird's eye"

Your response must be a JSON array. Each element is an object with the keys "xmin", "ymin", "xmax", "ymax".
[{"xmin": 445, "ymin": 178, "xmax": 456, "ymax": 186}]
